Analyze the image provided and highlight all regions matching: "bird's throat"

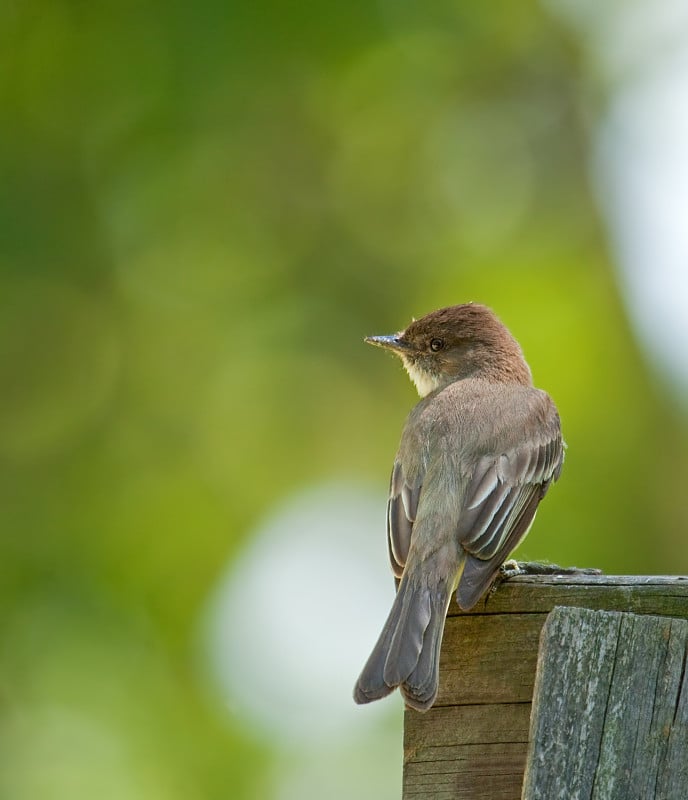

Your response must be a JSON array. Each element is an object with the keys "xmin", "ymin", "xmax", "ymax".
[{"xmin": 401, "ymin": 358, "xmax": 442, "ymax": 398}]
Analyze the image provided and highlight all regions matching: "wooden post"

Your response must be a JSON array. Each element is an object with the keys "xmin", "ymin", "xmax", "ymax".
[
  {"xmin": 522, "ymin": 606, "xmax": 688, "ymax": 799},
  {"xmin": 402, "ymin": 575, "xmax": 688, "ymax": 800}
]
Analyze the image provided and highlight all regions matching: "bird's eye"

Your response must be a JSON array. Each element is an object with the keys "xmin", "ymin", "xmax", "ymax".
[{"xmin": 429, "ymin": 338, "xmax": 444, "ymax": 352}]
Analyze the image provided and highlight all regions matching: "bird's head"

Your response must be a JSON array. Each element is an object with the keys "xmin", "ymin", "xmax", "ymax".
[{"xmin": 365, "ymin": 303, "xmax": 532, "ymax": 397}]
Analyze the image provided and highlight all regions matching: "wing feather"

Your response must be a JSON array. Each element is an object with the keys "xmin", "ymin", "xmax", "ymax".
[
  {"xmin": 387, "ymin": 460, "xmax": 422, "ymax": 582},
  {"xmin": 455, "ymin": 423, "xmax": 563, "ymax": 608}
]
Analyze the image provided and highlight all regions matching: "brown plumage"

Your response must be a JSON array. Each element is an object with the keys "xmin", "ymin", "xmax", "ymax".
[{"xmin": 353, "ymin": 304, "xmax": 563, "ymax": 712}]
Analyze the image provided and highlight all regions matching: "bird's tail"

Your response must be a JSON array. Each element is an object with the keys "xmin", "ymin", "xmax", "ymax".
[{"xmin": 353, "ymin": 574, "xmax": 453, "ymax": 712}]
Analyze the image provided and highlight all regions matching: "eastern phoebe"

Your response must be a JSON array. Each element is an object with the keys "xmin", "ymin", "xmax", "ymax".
[{"xmin": 353, "ymin": 303, "xmax": 564, "ymax": 712}]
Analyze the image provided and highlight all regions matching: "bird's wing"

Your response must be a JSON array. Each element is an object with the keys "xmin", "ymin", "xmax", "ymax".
[
  {"xmin": 386, "ymin": 459, "xmax": 421, "ymax": 586},
  {"xmin": 455, "ymin": 430, "xmax": 564, "ymax": 609}
]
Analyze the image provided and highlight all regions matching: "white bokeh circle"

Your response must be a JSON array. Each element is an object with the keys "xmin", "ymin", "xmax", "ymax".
[{"xmin": 200, "ymin": 481, "xmax": 401, "ymax": 743}]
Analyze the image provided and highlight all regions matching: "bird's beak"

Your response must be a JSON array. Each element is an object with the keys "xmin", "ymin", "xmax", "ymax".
[{"xmin": 364, "ymin": 334, "xmax": 412, "ymax": 353}]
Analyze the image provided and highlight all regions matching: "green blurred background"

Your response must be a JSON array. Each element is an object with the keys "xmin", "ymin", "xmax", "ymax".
[{"xmin": 2, "ymin": 1, "xmax": 687, "ymax": 798}]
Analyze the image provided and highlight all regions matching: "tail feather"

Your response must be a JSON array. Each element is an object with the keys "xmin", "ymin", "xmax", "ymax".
[
  {"xmin": 353, "ymin": 575, "xmax": 452, "ymax": 712},
  {"xmin": 383, "ymin": 581, "xmax": 431, "ymax": 686},
  {"xmin": 400, "ymin": 595, "xmax": 448, "ymax": 710}
]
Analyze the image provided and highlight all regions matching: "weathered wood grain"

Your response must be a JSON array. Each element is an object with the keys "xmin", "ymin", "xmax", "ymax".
[
  {"xmin": 404, "ymin": 704, "xmax": 530, "ymax": 800},
  {"xmin": 405, "ymin": 744, "xmax": 527, "ymax": 800},
  {"xmin": 436, "ymin": 614, "xmax": 545, "ymax": 706},
  {"xmin": 447, "ymin": 574, "xmax": 688, "ymax": 617},
  {"xmin": 522, "ymin": 606, "xmax": 688, "ymax": 800},
  {"xmin": 403, "ymin": 575, "xmax": 688, "ymax": 800}
]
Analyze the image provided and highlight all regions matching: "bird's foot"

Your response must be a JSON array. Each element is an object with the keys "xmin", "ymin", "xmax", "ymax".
[
  {"xmin": 501, "ymin": 560, "xmax": 602, "ymax": 578},
  {"xmin": 490, "ymin": 560, "xmax": 602, "ymax": 595}
]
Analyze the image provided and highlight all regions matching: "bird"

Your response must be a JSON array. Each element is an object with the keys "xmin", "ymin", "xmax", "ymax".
[{"xmin": 353, "ymin": 303, "xmax": 564, "ymax": 712}]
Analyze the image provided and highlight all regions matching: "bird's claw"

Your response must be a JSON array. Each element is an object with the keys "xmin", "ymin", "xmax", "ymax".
[
  {"xmin": 498, "ymin": 558, "xmax": 526, "ymax": 579},
  {"xmin": 489, "ymin": 560, "xmax": 603, "ymax": 595},
  {"xmin": 509, "ymin": 561, "xmax": 603, "ymax": 577}
]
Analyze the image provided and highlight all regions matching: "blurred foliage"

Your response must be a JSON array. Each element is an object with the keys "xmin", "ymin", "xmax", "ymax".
[{"xmin": 1, "ymin": 0, "xmax": 687, "ymax": 798}]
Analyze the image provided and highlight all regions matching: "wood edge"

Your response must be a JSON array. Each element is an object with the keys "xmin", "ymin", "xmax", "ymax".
[
  {"xmin": 501, "ymin": 574, "xmax": 688, "ymax": 586},
  {"xmin": 447, "ymin": 574, "xmax": 688, "ymax": 617}
]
